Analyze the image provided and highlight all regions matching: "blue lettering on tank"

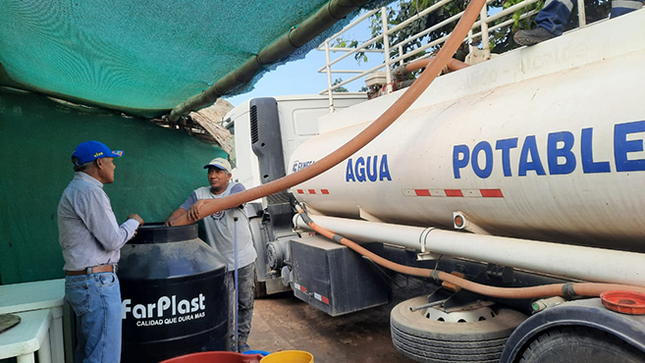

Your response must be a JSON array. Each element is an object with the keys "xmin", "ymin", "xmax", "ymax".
[
  {"xmin": 547, "ymin": 131, "xmax": 576, "ymax": 175},
  {"xmin": 518, "ymin": 135, "xmax": 546, "ymax": 176},
  {"xmin": 292, "ymin": 160, "xmax": 316, "ymax": 173},
  {"xmin": 495, "ymin": 138, "xmax": 518, "ymax": 177},
  {"xmin": 346, "ymin": 154, "xmax": 392, "ymax": 182},
  {"xmin": 452, "ymin": 121, "xmax": 645, "ymax": 179},
  {"xmin": 346, "ymin": 158, "xmax": 355, "ymax": 182},
  {"xmin": 379, "ymin": 154, "xmax": 392, "ymax": 181},
  {"xmin": 453, "ymin": 145, "xmax": 469, "ymax": 179},
  {"xmin": 471, "ymin": 141, "xmax": 493, "ymax": 178},
  {"xmin": 581, "ymin": 128, "xmax": 611, "ymax": 173},
  {"xmin": 366, "ymin": 156, "xmax": 378, "ymax": 182},
  {"xmin": 355, "ymin": 157, "xmax": 366, "ymax": 182},
  {"xmin": 615, "ymin": 120, "xmax": 645, "ymax": 172}
]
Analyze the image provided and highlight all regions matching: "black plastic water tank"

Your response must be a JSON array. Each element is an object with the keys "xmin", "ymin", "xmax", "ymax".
[{"xmin": 118, "ymin": 223, "xmax": 228, "ymax": 363}]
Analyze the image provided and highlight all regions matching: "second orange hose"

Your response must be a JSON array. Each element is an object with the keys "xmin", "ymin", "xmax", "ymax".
[{"xmin": 297, "ymin": 208, "xmax": 645, "ymax": 300}]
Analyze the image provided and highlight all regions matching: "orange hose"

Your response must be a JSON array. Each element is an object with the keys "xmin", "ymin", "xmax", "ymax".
[
  {"xmin": 168, "ymin": 0, "xmax": 488, "ymax": 227},
  {"xmin": 297, "ymin": 208, "xmax": 645, "ymax": 299},
  {"xmin": 404, "ymin": 57, "xmax": 469, "ymax": 73}
]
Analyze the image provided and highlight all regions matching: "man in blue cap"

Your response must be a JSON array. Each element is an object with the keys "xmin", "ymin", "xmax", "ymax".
[
  {"xmin": 165, "ymin": 157, "xmax": 257, "ymax": 353},
  {"xmin": 514, "ymin": 0, "xmax": 643, "ymax": 45},
  {"xmin": 58, "ymin": 140, "xmax": 143, "ymax": 363}
]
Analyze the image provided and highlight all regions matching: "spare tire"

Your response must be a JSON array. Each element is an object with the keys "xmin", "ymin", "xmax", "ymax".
[{"xmin": 391, "ymin": 296, "xmax": 527, "ymax": 363}]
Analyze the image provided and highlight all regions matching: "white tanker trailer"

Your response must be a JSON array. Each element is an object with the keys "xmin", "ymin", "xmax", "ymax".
[{"xmin": 224, "ymin": 8, "xmax": 645, "ymax": 363}]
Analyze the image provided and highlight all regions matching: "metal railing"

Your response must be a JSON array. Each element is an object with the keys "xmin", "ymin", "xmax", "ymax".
[{"xmin": 318, "ymin": 0, "xmax": 588, "ymax": 111}]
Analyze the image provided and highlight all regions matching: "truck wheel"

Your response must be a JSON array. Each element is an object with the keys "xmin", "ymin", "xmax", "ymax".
[
  {"xmin": 519, "ymin": 327, "xmax": 645, "ymax": 363},
  {"xmin": 390, "ymin": 296, "xmax": 526, "ymax": 363}
]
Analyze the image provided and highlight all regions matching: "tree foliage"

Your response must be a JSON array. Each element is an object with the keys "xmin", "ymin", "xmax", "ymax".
[
  {"xmin": 331, "ymin": 78, "xmax": 349, "ymax": 92},
  {"xmin": 337, "ymin": 0, "xmax": 613, "ymax": 63}
]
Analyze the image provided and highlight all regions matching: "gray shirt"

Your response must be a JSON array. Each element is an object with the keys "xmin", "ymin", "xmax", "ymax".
[
  {"xmin": 181, "ymin": 182, "xmax": 257, "ymax": 271},
  {"xmin": 58, "ymin": 172, "xmax": 140, "ymax": 271}
]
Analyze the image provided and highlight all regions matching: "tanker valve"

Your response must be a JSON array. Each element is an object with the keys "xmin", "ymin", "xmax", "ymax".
[
  {"xmin": 453, "ymin": 211, "xmax": 490, "ymax": 235},
  {"xmin": 531, "ymin": 296, "xmax": 566, "ymax": 313}
]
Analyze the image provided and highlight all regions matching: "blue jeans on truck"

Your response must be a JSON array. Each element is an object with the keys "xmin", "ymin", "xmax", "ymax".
[
  {"xmin": 65, "ymin": 272, "xmax": 122, "ymax": 363},
  {"xmin": 537, "ymin": 0, "xmax": 643, "ymax": 36}
]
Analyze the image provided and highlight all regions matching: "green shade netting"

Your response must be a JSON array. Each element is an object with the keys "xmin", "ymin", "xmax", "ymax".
[
  {"xmin": 0, "ymin": 1, "xmax": 377, "ymax": 117},
  {"xmin": 0, "ymin": 88, "xmax": 226, "ymax": 284}
]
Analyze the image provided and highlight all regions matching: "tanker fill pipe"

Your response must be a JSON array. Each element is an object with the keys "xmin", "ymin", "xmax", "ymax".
[
  {"xmin": 295, "ymin": 208, "xmax": 645, "ymax": 300},
  {"xmin": 167, "ymin": 0, "xmax": 488, "ymax": 227},
  {"xmin": 294, "ymin": 214, "xmax": 645, "ymax": 286}
]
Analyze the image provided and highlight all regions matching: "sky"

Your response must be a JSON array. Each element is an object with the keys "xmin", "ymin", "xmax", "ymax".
[{"xmin": 223, "ymin": 11, "xmax": 384, "ymax": 108}]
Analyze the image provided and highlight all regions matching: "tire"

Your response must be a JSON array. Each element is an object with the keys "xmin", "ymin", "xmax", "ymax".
[
  {"xmin": 519, "ymin": 327, "xmax": 645, "ymax": 363},
  {"xmin": 391, "ymin": 296, "xmax": 527, "ymax": 363}
]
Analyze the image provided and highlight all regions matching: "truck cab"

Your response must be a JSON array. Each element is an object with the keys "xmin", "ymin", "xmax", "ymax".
[{"xmin": 223, "ymin": 94, "xmax": 366, "ymax": 295}]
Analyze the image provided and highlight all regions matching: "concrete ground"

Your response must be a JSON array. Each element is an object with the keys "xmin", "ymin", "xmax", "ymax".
[{"xmin": 247, "ymin": 277, "xmax": 437, "ymax": 363}]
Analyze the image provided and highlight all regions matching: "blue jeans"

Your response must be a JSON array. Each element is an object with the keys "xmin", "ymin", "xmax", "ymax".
[
  {"xmin": 537, "ymin": 0, "xmax": 643, "ymax": 35},
  {"xmin": 65, "ymin": 272, "xmax": 122, "ymax": 363},
  {"xmin": 225, "ymin": 262, "xmax": 255, "ymax": 350}
]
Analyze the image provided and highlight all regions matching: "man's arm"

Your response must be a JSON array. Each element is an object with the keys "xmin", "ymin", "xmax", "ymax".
[
  {"xmin": 165, "ymin": 208, "xmax": 187, "ymax": 226},
  {"xmin": 230, "ymin": 183, "xmax": 246, "ymax": 209},
  {"xmin": 165, "ymin": 192, "xmax": 198, "ymax": 226},
  {"xmin": 80, "ymin": 189, "xmax": 141, "ymax": 251}
]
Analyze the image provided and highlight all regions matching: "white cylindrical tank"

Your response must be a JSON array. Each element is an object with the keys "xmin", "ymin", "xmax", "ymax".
[{"xmin": 289, "ymin": 45, "xmax": 645, "ymax": 252}]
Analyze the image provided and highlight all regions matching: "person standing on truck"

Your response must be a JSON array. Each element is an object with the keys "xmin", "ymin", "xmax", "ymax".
[
  {"xmin": 514, "ymin": 0, "xmax": 643, "ymax": 45},
  {"xmin": 58, "ymin": 140, "xmax": 143, "ymax": 363},
  {"xmin": 165, "ymin": 157, "xmax": 257, "ymax": 353}
]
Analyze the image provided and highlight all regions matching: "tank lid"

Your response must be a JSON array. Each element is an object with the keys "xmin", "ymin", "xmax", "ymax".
[
  {"xmin": 600, "ymin": 290, "xmax": 645, "ymax": 315},
  {"xmin": 129, "ymin": 223, "xmax": 198, "ymax": 244}
]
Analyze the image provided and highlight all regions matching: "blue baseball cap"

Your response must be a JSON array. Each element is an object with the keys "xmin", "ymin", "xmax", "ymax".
[{"xmin": 72, "ymin": 140, "xmax": 124, "ymax": 166}]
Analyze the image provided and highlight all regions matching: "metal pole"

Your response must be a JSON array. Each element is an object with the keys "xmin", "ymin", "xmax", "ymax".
[
  {"xmin": 479, "ymin": 4, "xmax": 490, "ymax": 59},
  {"xmin": 381, "ymin": 7, "xmax": 393, "ymax": 93},
  {"xmin": 577, "ymin": 0, "xmax": 587, "ymax": 28},
  {"xmin": 325, "ymin": 40, "xmax": 335, "ymax": 113},
  {"xmin": 234, "ymin": 217, "xmax": 239, "ymax": 352}
]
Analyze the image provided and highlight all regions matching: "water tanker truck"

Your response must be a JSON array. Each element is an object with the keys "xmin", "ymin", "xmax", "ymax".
[{"xmin": 223, "ymin": 7, "xmax": 645, "ymax": 363}]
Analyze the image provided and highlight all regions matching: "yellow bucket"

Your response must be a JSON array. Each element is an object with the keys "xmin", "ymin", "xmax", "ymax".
[{"xmin": 260, "ymin": 350, "xmax": 314, "ymax": 363}]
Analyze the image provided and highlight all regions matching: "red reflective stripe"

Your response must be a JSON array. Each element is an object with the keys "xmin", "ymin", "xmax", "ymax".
[
  {"xmin": 445, "ymin": 189, "xmax": 464, "ymax": 197},
  {"xmin": 415, "ymin": 189, "xmax": 431, "ymax": 196},
  {"xmin": 321, "ymin": 189, "xmax": 330, "ymax": 194},
  {"xmin": 321, "ymin": 296, "xmax": 330, "ymax": 305},
  {"xmin": 480, "ymin": 189, "xmax": 504, "ymax": 197},
  {"xmin": 300, "ymin": 285, "xmax": 307, "ymax": 292},
  {"xmin": 297, "ymin": 189, "xmax": 304, "ymax": 194},
  {"xmin": 308, "ymin": 189, "xmax": 316, "ymax": 194}
]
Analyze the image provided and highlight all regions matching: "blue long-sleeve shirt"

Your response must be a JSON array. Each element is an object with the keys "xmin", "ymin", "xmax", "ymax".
[{"xmin": 58, "ymin": 172, "xmax": 139, "ymax": 271}]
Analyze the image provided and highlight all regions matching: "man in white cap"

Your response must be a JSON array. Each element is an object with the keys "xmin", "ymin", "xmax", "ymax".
[{"xmin": 165, "ymin": 157, "xmax": 257, "ymax": 353}]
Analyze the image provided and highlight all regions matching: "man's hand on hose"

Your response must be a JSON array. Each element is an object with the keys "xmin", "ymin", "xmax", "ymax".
[{"xmin": 187, "ymin": 199, "xmax": 209, "ymax": 222}]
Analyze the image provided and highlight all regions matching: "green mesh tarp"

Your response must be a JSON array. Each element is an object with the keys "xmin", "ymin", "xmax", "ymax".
[
  {"xmin": 0, "ymin": 1, "xmax": 374, "ymax": 117},
  {"xmin": 0, "ymin": 88, "xmax": 226, "ymax": 284}
]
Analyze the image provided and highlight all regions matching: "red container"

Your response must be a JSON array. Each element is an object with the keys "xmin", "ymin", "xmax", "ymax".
[
  {"xmin": 600, "ymin": 290, "xmax": 645, "ymax": 315},
  {"xmin": 159, "ymin": 351, "xmax": 265, "ymax": 363}
]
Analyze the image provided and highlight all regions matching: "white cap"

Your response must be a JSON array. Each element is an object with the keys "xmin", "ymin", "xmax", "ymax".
[{"xmin": 203, "ymin": 157, "xmax": 231, "ymax": 172}]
